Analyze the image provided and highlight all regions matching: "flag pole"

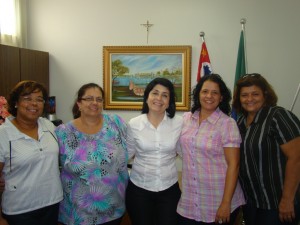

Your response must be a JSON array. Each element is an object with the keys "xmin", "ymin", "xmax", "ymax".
[
  {"xmin": 240, "ymin": 18, "xmax": 248, "ymax": 73},
  {"xmin": 290, "ymin": 83, "xmax": 300, "ymax": 112}
]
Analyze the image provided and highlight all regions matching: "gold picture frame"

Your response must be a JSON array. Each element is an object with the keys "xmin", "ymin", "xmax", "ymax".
[{"xmin": 103, "ymin": 45, "xmax": 191, "ymax": 111}]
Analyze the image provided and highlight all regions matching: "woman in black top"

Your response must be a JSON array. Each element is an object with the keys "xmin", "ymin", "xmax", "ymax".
[{"xmin": 232, "ymin": 73, "xmax": 300, "ymax": 225}]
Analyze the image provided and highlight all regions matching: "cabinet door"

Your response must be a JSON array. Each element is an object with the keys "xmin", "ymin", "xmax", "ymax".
[
  {"xmin": 0, "ymin": 44, "xmax": 21, "ymax": 98},
  {"xmin": 20, "ymin": 48, "xmax": 49, "ymax": 92}
]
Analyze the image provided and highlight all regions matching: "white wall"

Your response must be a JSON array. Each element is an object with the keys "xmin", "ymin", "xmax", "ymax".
[{"xmin": 26, "ymin": 0, "xmax": 300, "ymax": 122}]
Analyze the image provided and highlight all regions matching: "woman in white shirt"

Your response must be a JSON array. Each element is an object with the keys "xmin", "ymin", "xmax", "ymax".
[
  {"xmin": 126, "ymin": 78, "xmax": 183, "ymax": 225},
  {"xmin": 0, "ymin": 81, "xmax": 63, "ymax": 225}
]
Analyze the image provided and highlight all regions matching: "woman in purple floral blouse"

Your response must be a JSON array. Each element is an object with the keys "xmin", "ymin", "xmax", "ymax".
[{"xmin": 55, "ymin": 83, "xmax": 128, "ymax": 225}]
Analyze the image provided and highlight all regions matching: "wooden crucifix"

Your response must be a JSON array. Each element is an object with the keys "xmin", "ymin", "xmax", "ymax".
[{"xmin": 141, "ymin": 20, "xmax": 153, "ymax": 44}]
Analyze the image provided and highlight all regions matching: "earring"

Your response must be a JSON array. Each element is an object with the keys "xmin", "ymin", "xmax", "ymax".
[{"xmin": 15, "ymin": 105, "xmax": 17, "ymax": 108}]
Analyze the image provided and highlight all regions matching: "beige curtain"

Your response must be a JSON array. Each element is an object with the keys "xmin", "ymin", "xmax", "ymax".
[{"xmin": 0, "ymin": 0, "xmax": 27, "ymax": 47}]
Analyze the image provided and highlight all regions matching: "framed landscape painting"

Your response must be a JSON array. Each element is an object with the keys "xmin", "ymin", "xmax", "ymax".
[{"xmin": 103, "ymin": 45, "xmax": 191, "ymax": 111}]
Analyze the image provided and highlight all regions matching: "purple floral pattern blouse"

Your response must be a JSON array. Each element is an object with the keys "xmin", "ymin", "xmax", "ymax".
[{"xmin": 55, "ymin": 114, "xmax": 128, "ymax": 225}]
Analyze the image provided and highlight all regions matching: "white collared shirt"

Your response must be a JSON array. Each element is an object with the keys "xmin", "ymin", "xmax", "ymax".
[
  {"xmin": 127, "ymin": 113, "xmax": 183, "ymax": 192},
  {"xmin": 0, "ymin": 117, "xmax": 63, "ymax": 215}
]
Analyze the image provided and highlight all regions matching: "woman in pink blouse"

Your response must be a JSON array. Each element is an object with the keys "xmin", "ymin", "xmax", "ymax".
[{"xmin": 177, "ymin": 74, "xmax": 245, "ymax": 225}]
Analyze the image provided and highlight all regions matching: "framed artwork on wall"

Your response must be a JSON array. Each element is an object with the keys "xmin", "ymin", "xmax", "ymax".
[{"xmin": 103, "ymin": 45, "xmax": 192, "ymax": 111}]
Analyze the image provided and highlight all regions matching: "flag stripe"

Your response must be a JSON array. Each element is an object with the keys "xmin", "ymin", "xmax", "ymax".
[{"xmin": 197, "ymin": 42, "xmax": 212, "ymax": 82}]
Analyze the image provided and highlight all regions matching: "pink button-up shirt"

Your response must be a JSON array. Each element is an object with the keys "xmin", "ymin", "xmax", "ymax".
[{"xmin": 177, "ymin": 108, "xmax": 245, "ymax": 222}]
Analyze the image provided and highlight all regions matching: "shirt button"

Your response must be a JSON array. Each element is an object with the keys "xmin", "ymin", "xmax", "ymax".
[{"xmin": 40, "ymin": 148, "xmax": 43, "ymax": 151}]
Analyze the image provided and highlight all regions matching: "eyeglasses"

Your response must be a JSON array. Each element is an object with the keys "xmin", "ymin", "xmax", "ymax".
[
  {"xmin": 241, "ymin": 73, "xmax": 261, "ymax": 79},
  {"xmin": 80, "ymin": 96, "xmax": 103, "ymax": 103},
  {"xmin": 20, "ymin": 96, "xmax": 45, "ymax": 104}
]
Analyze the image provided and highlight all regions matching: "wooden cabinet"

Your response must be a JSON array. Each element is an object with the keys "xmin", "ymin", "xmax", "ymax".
[
  {"xmin": 0, "ymin": 44, "xmax": 20, "ymax": 98},
  {"xmin": 0, "ymin": 44, "xmax": 49, "ymax": 98}
]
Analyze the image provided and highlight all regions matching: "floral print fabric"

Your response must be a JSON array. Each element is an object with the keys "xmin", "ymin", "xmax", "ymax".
[
  {"xmin": 55, "ymin": 114, "xmax": 128, "ymax": 225},
  {"xmin": 0, "ymin": 96, "xmax": 9, "ymax": 125}
]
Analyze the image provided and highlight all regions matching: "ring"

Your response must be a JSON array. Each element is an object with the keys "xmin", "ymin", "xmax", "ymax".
[{"xmin": 218, "ymin": 220, "xmax": 222, "ymax": 224}]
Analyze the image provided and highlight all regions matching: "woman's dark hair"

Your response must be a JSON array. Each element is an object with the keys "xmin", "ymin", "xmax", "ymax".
[
  {"xmin": 232, "ymin": 73, "xmax": 277, "ymax": 115},
  {"xmin": 8, "ymin": 80, "xmax": 48, "ymax": 117},
  {"xmin": 142, "ymin": 78, "xmax": 176, "ymax": 118},
  {"xmin": 72, "ymin": 83, "xmax": 104, "ymax": 119},
  {"xmin": 191, "ymin": 74, "xmax": 232, "ymax": 115}
]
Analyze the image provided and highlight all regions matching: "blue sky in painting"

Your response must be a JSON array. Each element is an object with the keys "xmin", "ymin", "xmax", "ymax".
[{"xmin": 111, "ymin": 54, "xmax": 182, "ymax": 74}]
